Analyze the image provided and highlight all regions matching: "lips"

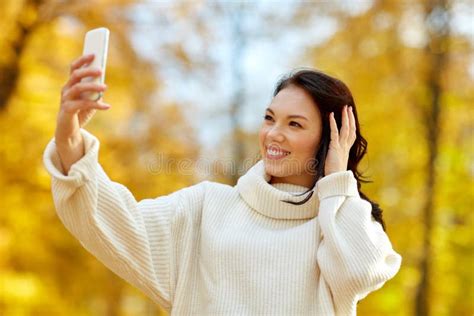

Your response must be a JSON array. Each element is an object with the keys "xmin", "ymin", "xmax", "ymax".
[{"xmin": 265, "ymin": 145, "xmax": 291, "ymax": 160}]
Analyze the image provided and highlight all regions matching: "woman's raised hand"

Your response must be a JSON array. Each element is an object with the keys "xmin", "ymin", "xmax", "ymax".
[
  {"xmin": 324, "ymin": 105, "xmax": 357, "ymax": 176},
  {"xmin": 54, "ymin": 54, "xmax": 110, "ymax": 174}
]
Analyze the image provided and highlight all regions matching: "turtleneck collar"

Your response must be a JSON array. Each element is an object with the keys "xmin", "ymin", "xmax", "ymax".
[{"xmin": 236, "ymin": 160, "xmax": 319, "ymax": 220}]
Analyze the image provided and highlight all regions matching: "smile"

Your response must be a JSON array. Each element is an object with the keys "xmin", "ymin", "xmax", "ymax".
[{"xmin": 266, "ymin": 146, "xmax": 291, "ymax": 160}]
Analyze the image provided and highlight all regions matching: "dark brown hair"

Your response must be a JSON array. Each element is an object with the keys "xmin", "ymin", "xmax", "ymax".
[{"xmin": 274, "ymin": 68, "xmax": 385, "ymax": 231}]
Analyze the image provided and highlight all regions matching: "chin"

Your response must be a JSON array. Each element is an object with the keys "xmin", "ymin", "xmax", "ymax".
[{"xmin": 263, "ymin": 159, "xmax": 292, "ymax": 178}]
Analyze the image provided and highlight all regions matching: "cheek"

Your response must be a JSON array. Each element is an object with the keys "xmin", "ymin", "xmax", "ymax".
[{"xmin": 293, "ymin": 135, "xmax": 321, "ymax": 156}]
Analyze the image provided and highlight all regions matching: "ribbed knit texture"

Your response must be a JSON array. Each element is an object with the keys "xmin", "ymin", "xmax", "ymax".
[{"xmin": 43, "ymin": 129, "xmax": 402, "ymax": 316}]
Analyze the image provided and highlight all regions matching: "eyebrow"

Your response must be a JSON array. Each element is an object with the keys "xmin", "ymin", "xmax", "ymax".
[{"xmin": 265, "ymin": 108, "xmax": 308, "ymax": 121}]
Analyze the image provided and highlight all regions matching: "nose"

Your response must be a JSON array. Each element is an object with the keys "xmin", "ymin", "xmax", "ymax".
[{"xmin": 267, "ymin": 124, "xmax": 285, "ymax": 142}]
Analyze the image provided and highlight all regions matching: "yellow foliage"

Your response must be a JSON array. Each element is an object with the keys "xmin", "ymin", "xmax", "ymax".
[{"xmin": 0, "ymin": 0, "xmax": 472, "ymax": 315}]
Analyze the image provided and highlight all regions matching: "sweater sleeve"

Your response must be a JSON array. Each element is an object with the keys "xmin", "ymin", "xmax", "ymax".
[
  {"xmin": 315, "ymin": 170, "xmax": 402, "ymax": 310},
  {"xmin": 42, "ymin": 129, "xmax": 205, "ymax": 311}
]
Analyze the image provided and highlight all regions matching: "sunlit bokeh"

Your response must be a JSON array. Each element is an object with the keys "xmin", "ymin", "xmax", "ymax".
[{"xmin": 0, "ymin": 0, "xmax": 472, "ymax": 315}]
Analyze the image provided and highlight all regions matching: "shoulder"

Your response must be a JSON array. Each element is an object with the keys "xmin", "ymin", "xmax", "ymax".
[
  {"xmin": 202, "ymin": 180, "xmax": 240, "ymax": 199},
  {"xmin": 201, "ymin": 180, "xmax": 233, "ymax": 192},
  {"xmin": 167, "ymin": 180, "xmax": 238, "ymax": 226},
  {"xmin": 165, "ymin": 180, "xmax": 236, "ymax": 209},
  {"xmin": 170, "ymin": 180, "xmax": 232, "ymax": 194}
]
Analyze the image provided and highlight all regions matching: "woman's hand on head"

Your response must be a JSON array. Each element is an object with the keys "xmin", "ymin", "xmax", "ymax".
[
  {"xmin": 55, "ymin": 54, "xmax": 110, "ymax": 146},
  {"xmin": 324, "ymin": 105, "xmax": 357, "ymax": 176},
  {"xmin": 54, "ymin": 54, "xmax": 111, "ymax": 174}
]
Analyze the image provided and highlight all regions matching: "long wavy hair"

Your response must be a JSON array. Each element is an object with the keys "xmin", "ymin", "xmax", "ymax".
[{"xmin": 273, "ymin": 68, "xmax": 386, "ymax": 231}]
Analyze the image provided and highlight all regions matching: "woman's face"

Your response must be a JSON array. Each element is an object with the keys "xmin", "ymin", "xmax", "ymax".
[{"xmin": 259, "ymin": 85, "xmax": 323, "ymax": 188}]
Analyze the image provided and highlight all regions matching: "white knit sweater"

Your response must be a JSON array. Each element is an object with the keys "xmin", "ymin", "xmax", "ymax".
[{"xmin": 43, "ymin": 129, "xmax": 402, "ymax": 316}]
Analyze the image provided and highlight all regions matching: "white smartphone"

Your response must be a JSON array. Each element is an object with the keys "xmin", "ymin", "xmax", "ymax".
[{"xmin": 81, "ymin": 27, "xmax": 110, "ymax": 101}]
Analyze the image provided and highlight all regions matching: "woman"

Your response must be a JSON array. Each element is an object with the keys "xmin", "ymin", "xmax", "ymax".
[{"xmin": 44, "ymin": 54, "xmax": 402, "ymax": 315}]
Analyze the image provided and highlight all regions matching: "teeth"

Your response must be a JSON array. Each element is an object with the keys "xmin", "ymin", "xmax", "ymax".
[{"xmin": 267, "ymin": 149, "xmax": 290, "ymax": 156}]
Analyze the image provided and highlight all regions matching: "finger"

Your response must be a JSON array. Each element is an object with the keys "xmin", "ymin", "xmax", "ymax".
[
  {"xmin": 62, "ymin": 82, "xmax": 106, "ymax": 100},
  {"xmin": 62, "ymin": 82, "xmax": 107, "ymax": 101},
  {"xmin": 64, "ymin": 67, "xmax": 102, "ymax": 90},
  {"xmin": 340, "ymin": 105, "xmax": 350, "ymax": 141},
  {"xmin": 62, "ymin": 99, "xmax": 111, "ymax": 114},
  {"xmin": 329, "ymin": 112, "xmax": 339, "ymax": 142},
  {"xmin": 348, "ymin": 106, "xmax": 356, "ymax": 142},
  {"xmin": 69, "ymin": 54, "xmax": 95, "ymax": 75}
]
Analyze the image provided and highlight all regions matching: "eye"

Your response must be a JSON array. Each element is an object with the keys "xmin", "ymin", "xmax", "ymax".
[
  {"xmin": 264, "ymin": 114, "xmax": 273, "ymax": 121},
  {"xmin": 290, "ymin": 121, "xmax": 302, "ymax": 128}
]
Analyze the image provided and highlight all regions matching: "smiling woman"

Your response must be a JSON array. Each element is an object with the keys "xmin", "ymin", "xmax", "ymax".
[
  {"xmin": 44, "ymin": 56, "xmax": 401, "ymax": 315},
  {"xmin": 260, "ymin": 69, "xmax": 386, "ymax": 229}
]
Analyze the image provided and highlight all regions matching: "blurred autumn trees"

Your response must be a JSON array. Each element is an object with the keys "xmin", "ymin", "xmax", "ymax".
[
  {"xmin": 1, "ymin": 0, "xmax": 196, "ymax": 315},
  {"xmin": 301, "ymin": 0, "xmax": 472, "ymax": 315},
  {"xmin": 0, "ymin": 0, "xmax": 472, "ymax": 315},
  {"xmin": 301, "ymin": 0, "xmax": 473, "ymax": 314}
]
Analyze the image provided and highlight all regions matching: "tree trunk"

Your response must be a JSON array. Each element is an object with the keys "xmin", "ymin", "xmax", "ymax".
[
  {"xmin": 0, "ymin": 0, "xmax": 43, "ymax": 110},
  {"xmin": 415, "ymin": 0, "xmax": 450, "ymax": 315}
]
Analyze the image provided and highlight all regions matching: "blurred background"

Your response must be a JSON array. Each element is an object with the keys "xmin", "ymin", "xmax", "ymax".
[{"xmin": 0, "ymin": 0, "xmax": 472, "ymax": 315}]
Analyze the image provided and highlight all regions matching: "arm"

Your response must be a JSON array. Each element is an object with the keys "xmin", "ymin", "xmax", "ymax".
[
  {"xmin": 43, "ymin": 128, "xmax": 205, "ymax": 310},
  {"xmin": 316, "ymin": 170, "xmax": 402, "ymax": 305}
]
